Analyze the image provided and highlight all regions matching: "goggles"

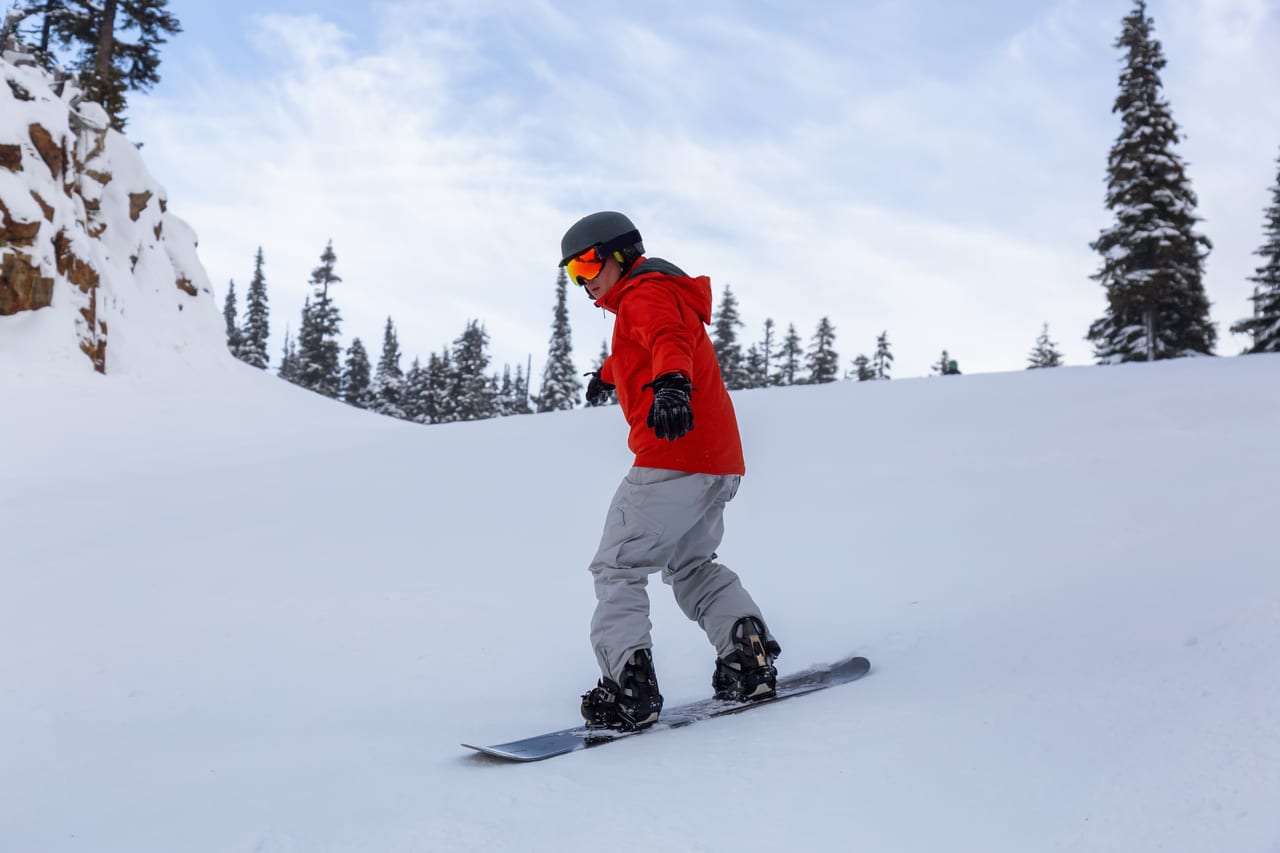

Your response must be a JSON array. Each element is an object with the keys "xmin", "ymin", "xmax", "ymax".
[{"xmin": 565, "ymin": 246, "xmax": 606, "ymax": 286}]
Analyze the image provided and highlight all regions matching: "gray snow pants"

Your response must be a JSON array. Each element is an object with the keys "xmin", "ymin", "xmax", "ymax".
[{"xmin": 589, "ymin": 466, "xmax": 769, "ymax": 683}]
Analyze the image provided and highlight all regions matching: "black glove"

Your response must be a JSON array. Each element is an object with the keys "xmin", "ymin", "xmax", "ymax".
[
  {"xmin": 584, "ymin": 371, "xmax": 615, "ymax": 407},
  {"xmin": 642, "ymin": 372, "xmax": 694, "ymax": 440}
]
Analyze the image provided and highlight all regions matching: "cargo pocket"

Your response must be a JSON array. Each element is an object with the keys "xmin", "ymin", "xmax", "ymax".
[{"xmin": 599, "ymin": 494, "xmax": 668, "ymax": 572}]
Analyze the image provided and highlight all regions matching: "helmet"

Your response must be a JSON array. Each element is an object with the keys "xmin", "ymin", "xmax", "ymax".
[{"xmin": 559, "ymin": 211, "xmax": 644, "ymax": 267}]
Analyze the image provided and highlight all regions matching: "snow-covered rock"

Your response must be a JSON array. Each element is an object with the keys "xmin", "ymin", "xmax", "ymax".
[{"xmin": 0, "ymin": 50, "xmax": 226, "ymax": 378}]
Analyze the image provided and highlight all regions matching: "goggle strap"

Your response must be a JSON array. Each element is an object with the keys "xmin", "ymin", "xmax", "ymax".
[{"xmin": 597, "ymin": 230, "xmax": 642, "ymax": 257}]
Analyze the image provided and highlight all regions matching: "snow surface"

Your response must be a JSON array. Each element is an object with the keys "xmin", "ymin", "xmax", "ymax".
[{"xmin": 2, "ymin": 353, "xmax": 1278, "ymax": 853}]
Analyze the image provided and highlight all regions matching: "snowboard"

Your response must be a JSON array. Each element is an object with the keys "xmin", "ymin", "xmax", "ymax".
[{"xmin": 462, "ymin": 654, "xmax": 871, "ymax": 762}]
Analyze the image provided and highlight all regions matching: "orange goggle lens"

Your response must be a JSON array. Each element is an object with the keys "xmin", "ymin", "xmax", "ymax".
[{"xmin": 566, "ymin": 247, "xmax": 605, "ymax": 285}]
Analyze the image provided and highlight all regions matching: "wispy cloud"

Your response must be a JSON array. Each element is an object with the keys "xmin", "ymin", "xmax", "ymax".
[{"xmin": 131, "ymin": 0, "xmax": 1280, "ymax": 376}]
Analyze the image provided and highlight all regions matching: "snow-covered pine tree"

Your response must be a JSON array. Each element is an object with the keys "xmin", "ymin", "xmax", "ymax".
[
  {"xmin": 222, "ymin": 279, "xmax": 242, "ymax": 359},
  {"xmin": 712, "ymin": 284, "xmax": 749, "ymax": 389},
  {"xmin": 872, "ymin": 332, "xmax": 894, "ymax": 380},
  {"xmin": 535, "ymin": 268, "xmax": 581, "ymax": 412},
  {"xmin": 495, "ymin": 365, "xmax": 531, "ymax": 416},
  {"xmin": 774, "ymin": 323, "xmax": 803, "ymax": 386},
  {"xmin": 369, "ymin": 317, "xmax": 405, "ymax": 419},
  {"xmin": 278, "ymin": 322, "xmax": 299, "ymax": 383},
  {"xmin": 805, "ymin": 317, "xmax": 839, "ymax": 384},
  {"xmin": 486, "ymin": 373, "xmax": 503, "ymax": 419},
  {"xmin": 1087, "ymin": 0, "xmax": 1215, "ymax": 363},
  {"xmin": 341, "ymin": 338, "xmax": 371, "ymax": 409},
  {"xmin": 424, "ymin": 350, "xmax": 451, "ymax": 424},
  {"xmin": 1229, "ymin": 149, "xmax": 1280, "ymax": 353},
  {"xmin": 239, "ymin": 247, "xmax": 270, "ymax": 369},
  {"xmin": 851, "ymin": 354, "xmax": 873, "ymax": 381},
  {"xmin": 449, "ymin": 321, "xmax": 496, "ymax": 422},
  {"xmin": 743, "ymin": 345, "xmax": 766, "ymax": 389},
  {"xmin": 401, "ymin": 357, "xmax": 427, "ymax": 423},
  {"xmin": 1028, "ymin": 323, "xmax": 1065, "ymax": 368},
  {"xmin": 295, "ymin": 241, "xmax": 344, "ymax": 398},
  {"xmin": 510, "ymin": 363, "xmax": 533, "ymax": 415}
]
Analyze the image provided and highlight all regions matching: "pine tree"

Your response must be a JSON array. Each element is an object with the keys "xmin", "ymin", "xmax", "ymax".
[
  {"xmin": 222, "ymin": 280, "xmax": 242, "ymax": 359},
  {"xmin": 1229, "ymin": 149, "xmax": 1280, "ymax": 353},
  {"xmin": 47, "ymin": 0, "xmax": 182, "ymax": 130},
  {"xmin": 449, "ymin": 321, "xmax": 496, "ymax": 422},
  {"xmin": 239, "ymin": 247, "xmax": 270, "ymax": 369},
  {"xmin": 851, "ymin": 354, "xmax": 873, "ymax": 382},
  {"xmin": 341, "ymin": 338, "xmax": 371, "ymax": 409},
  {"xmin": 401, "ymin": 357, "xmax": 427, "ymax": 423},
  {"xmin": 774, "ymin": 323, "xmax": 803, "ymax": 386},
  {"xmin": 805, "ymin": 317, "xmax": 839, "ymax": 384},
  {"xmin": 741, "ymin": 319, "xmax": 776, "ymax": 389},
  {"xmin": 872, "ymin": 332, "xmax": 894, "ymax": 380},
  {"xmin": 496, "ymin": 364, "xmax": 531, "ymax": 417},
  {"xmin": 1028, "ymin": 323, "xmax": 1065, "ymax": 369},
  {"xmin": 590, "ymin": 339, "xmax": 616, "ymax": 407},
  {"xmin": 743, "ymin": 345, "xmax": 766, "ymax": 389},
  {"xmin": 759, "ymin": 318, "xmax": 777, "ymax": 386},
  {"xmin": 712, "ymin": 284, "xmax": 749, "ymax": 389},
  {"xmin": 509, "ymin": 363, "xmax": 533, "ymax": 415},
  {"xmin": 424, "ymin": 350, "xmax": 451, "ymax": 424},
  {"xmin": 295, "ymin": 241, "xmax": 343, "ymax": 398},
  {"xmin": 9, "ymin": 2, "xmax": 77, "ymax": 67},
  {"xmin": 1087, "ymin": 0, "xmax": 1215, "ymax": 363},
  {"xmin": 369, "ymin": 317, "xmax": 405, "ymax": 419},
  {"xmin": 278, "ymin": 322, "xmax": 299, "ymax": 383},
  {"xmin": 535, "ymin": 268, "xmax": 581, "ymax": 412}
]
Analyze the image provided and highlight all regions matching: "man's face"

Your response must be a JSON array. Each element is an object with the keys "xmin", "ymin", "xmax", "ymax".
[{"xmin": 585, "ymin": 255, "xmax": 623, "ymax": 302}]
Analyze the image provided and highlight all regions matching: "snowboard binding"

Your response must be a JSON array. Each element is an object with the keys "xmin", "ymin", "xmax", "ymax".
[
  {"xmin": 712, "ymin": 616, "xmax": 781, "ymax": 702},
  {"xmin": 580, "ymin": 648, "xmax": 664, "ymax": 732}
]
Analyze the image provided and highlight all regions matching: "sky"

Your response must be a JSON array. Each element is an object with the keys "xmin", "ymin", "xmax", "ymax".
[{"xmin": 33, "ymin": 0, "xmax": 1280, "ymax": 379}]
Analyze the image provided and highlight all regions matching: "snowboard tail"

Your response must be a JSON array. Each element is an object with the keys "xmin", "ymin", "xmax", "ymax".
[{"xmin": 462, "ymin": 654, "xmax": 871, "ymax": 762}]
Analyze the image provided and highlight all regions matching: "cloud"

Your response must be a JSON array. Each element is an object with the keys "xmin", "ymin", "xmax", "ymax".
[{"xmin": 129, "ymin": 0, "xmax": 1280, "ymax": 380}]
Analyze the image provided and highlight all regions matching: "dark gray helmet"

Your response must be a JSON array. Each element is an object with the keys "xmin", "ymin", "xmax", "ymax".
[{"xmin": 559, "ymin": 211, "xmax": 644, "ymax": 267}]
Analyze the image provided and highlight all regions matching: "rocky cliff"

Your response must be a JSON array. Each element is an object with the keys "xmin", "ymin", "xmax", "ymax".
[{"xmin": 0, "ymin": 41, "xmax": 225, "ymax": 377}]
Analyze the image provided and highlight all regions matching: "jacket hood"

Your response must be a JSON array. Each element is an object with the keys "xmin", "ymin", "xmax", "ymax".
[{"xmin": 596, "ymin": 256, "xmax": 713, "ymax": 324}]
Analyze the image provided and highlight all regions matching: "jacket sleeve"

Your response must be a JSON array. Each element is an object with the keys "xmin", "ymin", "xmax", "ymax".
[{"xmin": 619, "ymin": 282, "xmax": 695, "ymax": 379}]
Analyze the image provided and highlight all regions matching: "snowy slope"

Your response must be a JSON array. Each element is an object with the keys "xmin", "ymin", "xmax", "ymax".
[{"xmin": 1, "ymin": 354, "xmax": 1278, "ymax": 853}]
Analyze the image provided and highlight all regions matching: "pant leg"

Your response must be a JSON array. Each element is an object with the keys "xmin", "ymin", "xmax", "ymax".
[
  {"xmin": 588, "ymin": 472, "xmax": 671, "ymax": 682},
  {"xmin": 660, "ymin": 475, "xmax": 773, "ymax": 660}
]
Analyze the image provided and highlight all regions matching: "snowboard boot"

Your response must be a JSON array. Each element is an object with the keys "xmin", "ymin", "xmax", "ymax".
[
  {"xmin": 712, "ymin": 616, "xmax": 781, "ymax": 702},
  {"xmin": 580, "ymin": 648, "xmax": 664, "ymax": 731}
]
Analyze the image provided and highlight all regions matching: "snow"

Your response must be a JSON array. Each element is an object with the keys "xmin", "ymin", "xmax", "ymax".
[{"xmin": 2, "ymin": 351, "xmax": 1279, "ymax": 853}]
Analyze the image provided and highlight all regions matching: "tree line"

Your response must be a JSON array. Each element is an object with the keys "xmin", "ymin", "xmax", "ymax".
[
  {"xmin": 220, "ymin": 238, "xmax": 1079, "ymax": 431},
  {"xmin": 222, "ymin": 241, "xmax": 540, "ymax": 425}
]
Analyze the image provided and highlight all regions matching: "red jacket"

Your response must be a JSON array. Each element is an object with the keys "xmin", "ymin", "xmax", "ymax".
[{"xmin": 596, "ymin": 258, "xmax": 745, "ymax": 476}]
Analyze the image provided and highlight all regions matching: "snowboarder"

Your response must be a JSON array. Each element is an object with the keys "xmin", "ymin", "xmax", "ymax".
[{"xmin": 560, "ymin": 211, "xmax": 782, "ymax": 732}]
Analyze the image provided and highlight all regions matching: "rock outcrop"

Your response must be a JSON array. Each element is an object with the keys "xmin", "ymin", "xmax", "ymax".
[{"xmin": 0, "ymin": 42, "xmax": 224, "ymax": 376}]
